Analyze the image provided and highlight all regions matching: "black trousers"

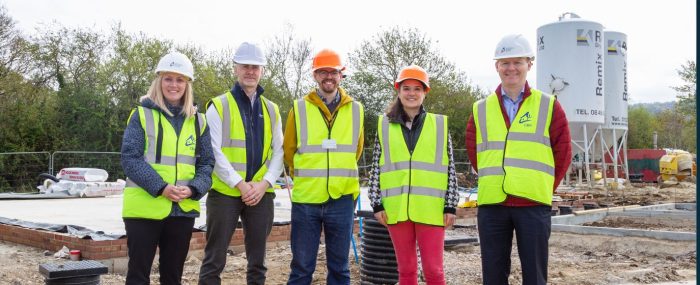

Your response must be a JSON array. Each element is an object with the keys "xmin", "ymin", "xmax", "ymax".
[
  {"xmin": 477, "ymin": 205, "xmax": 551, "ymax": 285},
  {"xmin": 199, "ymin": 190, "xmax": 274, "ymax": 285},
  {"xmin": 124, "ymin": 217, "xmax": 195, "ymax": 285}
]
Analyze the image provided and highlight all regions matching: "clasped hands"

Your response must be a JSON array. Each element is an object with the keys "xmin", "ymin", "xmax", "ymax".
[
  {"xmin": 163, "ymin": 184, "xmax": 193, "ymax": 203},
  {"xmin": 237, "ymin": 181, "xmax": 270, "ymax": 206}
]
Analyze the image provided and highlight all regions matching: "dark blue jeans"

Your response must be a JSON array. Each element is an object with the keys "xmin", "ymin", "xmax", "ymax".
[
  {"xmin": 477, "ymin": 205, "xmax": 551, "ymax": 285},
  {"xmin": 287, "ymin": 195, "xmax": 354, "ymax": 285}
]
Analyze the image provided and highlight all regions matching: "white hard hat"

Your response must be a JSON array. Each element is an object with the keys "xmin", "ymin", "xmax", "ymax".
[
  {"xmin": 233, "ymin": 42, "xmax": 267, "ymax": 66},
  {"xmin": 155, "ymin": 51, "xmax": 195, "ymax": 81},
  {"xmin": 494, "ymin": 34, "xmax": 535, "ymax": 60}
]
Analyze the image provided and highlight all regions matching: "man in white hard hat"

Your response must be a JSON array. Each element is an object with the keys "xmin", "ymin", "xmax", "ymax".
[
  {"xmin": 199, "ymin": 42, "xmax": 283, "ymax": 285},
  {"xmin": 465, "ymin": 34, "xmax": 571, "ymax": 285}
]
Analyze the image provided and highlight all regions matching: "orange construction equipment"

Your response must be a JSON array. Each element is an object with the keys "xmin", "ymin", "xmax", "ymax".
[
  {"xmin": 312, "ymin": 49, "xmax": 345, "ymax": 72},
  {"xmin": 394, "ymin": 65, "xmax": 431, "ymax": 92}
]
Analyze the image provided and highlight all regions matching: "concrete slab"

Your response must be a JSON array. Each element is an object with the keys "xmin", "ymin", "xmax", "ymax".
[
  {"xmin": 0, "ymin": 187, "xmax": 375, "ymax": 237},
  {"xmin": 608, "ymin": 211, "xmax": 696, "ymax": 219},
  {"xmin": 552, "ymin": 224, "xmax": 696, "ymax": 241},
  {"xmin": 551, "ymin": 203, "xmax": 696, "ymax": 241}
]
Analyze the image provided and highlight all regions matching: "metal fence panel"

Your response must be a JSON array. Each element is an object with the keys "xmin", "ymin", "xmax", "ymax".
[
  {"xmin": 0, "ymin": 151, "xmax": 123, "ymax": 193},
  {"xmin": 51, "ymin": 151, "xmax": 123, "ymax": 183},
  {"xmin": 0, "ymin": 152, "xmax": 51, "ymax": 192}
]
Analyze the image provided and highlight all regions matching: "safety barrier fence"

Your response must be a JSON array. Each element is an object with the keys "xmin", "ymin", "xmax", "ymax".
[
  {"xmin": 0, "ymin": 149, "xmax": 474, "ymax": 192},
  {"xmin": 0, "ymin": 151, "xmax": 121, "ymax": 192}
]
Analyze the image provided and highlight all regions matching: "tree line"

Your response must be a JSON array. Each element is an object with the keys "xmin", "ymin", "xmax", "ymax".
[
  {"xmin": 0, "ymin": 10, "xmax": 483, "ymax": 155},
  {"xmin": 0, "ymin": 5, "xmax": 694, "ymax": 191},
  {"xmin": 627, "ymin": 60, "xmax": 696, "ymax": 153}
]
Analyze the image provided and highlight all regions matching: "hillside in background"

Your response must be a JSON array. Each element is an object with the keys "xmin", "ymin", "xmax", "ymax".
[{"xmin": 630, "ymin": 101, "xmax": 676, "ymax": 114}]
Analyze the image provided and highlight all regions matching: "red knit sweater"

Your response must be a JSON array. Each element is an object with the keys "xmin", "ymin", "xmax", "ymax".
[{"xmin": 465, "ymin": 82, "xmax": 572, "ymax": 206}]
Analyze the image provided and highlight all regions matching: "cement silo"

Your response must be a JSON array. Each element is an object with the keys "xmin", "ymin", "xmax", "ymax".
[
  {"xmin": 601, "ymin": 31, "xmax": 629, "ymax": 182},
  {"xmin": 536, "ymin": 12, "xmax": 604, "ymax": 186}
]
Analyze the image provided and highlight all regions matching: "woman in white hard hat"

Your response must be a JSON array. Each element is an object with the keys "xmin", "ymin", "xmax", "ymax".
[
  {"xmin": 120, "ymin": 51, "xmax": 214, "ymax": 284},
  {"xmin": 367, "ymin": 65, "xmax": 458, "ymax": 285}
]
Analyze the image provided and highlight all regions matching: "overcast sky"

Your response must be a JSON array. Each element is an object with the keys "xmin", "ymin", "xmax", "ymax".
[{"xmin": 3, "ymin": 0, "xmax": 696, "ymax": 103}]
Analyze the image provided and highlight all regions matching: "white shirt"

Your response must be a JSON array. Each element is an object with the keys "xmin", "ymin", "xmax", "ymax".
[{"xmin": 205, "ymin": 93, "xmax": 284, "ymax": 189}]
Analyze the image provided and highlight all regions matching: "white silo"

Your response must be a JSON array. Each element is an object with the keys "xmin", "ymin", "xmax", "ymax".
[
  {"xmin": 601, "ymin": 31, "xmax": 629, "ymax": 182},
  {"xmin": 536, "ymin": 12, "xmax": 604, "ymax": 186}
]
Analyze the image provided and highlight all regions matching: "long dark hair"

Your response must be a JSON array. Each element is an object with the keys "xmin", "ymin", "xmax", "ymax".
[{"xmin": 384, "ymin": 96, "xmax": 409, "ymax": 122}]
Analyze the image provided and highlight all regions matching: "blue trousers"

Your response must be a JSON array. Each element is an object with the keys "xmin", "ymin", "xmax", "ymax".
[
  {"xmin": 477, "ymin": 205, "xmax": 551, "ymax": 285},
  {"xmin": 287, "ymin": 195, "xmax": 354, "ymax": 285}
]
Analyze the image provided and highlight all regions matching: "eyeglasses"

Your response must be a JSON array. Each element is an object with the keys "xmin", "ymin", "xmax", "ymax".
[{"xmin": 316, "ymin": 70, "xmax": 340, "ymax": 77}]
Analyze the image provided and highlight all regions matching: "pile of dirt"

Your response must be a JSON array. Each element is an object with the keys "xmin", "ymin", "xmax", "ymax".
[{"xmin": 585, "ymin": 182, "xmax": 696, "ymax": 206}]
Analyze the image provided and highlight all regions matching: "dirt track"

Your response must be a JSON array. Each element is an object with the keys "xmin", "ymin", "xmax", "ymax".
[{"xmin": 0, "ymin": 183, "xmax": 695, "ymax": 284}]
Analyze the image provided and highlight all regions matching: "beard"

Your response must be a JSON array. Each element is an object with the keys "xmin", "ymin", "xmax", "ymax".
[{"xmin": 319, "ymin": 79, "xmax": 338, "ymax": 93}]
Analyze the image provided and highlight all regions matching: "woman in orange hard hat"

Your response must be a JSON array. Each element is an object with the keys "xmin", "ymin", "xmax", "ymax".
[{"xmin": 367, "ymin": 65, "xmax": 458, "ymax": 285}]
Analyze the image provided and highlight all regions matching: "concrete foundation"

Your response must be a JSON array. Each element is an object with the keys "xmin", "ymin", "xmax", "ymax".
[{"xmin": 552, "ymin": 203, "xmax": 696, "ymax": 241}]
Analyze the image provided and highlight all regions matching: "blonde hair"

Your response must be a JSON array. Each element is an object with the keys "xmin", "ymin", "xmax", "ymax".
[{"xmin": 139, "ymin": 74, "xmax": 196, "ymax": 117}]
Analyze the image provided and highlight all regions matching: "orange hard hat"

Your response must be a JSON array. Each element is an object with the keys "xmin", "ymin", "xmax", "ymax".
[
  {"xmin": 312, "ymin": 49, "xmax": 345, "ymax": 72},
  {"xmin": 394, "ymin": 65, "xmax": 430, "ymax": 92}
]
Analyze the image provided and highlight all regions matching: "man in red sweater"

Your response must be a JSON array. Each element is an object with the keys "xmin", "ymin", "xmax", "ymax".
[{"xmin": 465, "ymin": 34, "xmax": 571, "ymax": 285}]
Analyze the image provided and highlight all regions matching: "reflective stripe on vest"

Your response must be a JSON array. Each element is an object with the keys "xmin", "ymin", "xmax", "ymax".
[
  {"xmin": 292, "ymin": 96, "xmax": 364, "ymax": 203},
  {"xmin": 209, "ymin": 92, "xmax": 279, "ymax": 196},
  {"xmin": 122, "ymin": 107, "xmax": 206, "ymax": 220},
  {"xmin": 378, "ymin": 113, "xmax": 448, "ymax": 226},
  {"xmin": 474, "ymin": 89, "xmax": 555, "ymax": 206}
]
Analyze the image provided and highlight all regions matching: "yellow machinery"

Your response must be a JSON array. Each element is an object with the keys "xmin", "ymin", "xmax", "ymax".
[{"xmin": 659, "ymin": 150, "xmax": 696, "ymax": 183}]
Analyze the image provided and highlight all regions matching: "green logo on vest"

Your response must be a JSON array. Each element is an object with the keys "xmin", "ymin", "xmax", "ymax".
[
  {"xmin": 185, "ymin": 135, "xmax": 195, "ymax": 147},
  {"xmin": 518, "ymin": 112, "xmax": 532, "ymax": 124}
]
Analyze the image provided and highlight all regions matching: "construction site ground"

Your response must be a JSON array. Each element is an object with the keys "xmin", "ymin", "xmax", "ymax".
[{"xmin": 0, "ymin": 182, "xmax": 696, "ymax": 285}]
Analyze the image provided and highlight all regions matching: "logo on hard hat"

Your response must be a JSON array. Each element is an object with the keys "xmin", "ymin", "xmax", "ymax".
[
  {"xmin": 499, "ymin": 47, "xmax": 513, "ymax": 54},
  {"xmin": 169, "ymin": 61, "xmax": 182, "ymax": 68}
]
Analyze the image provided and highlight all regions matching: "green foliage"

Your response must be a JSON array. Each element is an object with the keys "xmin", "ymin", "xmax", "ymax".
[
  {"xmin": 423, "ymin": 79, "xmax": 485, "ymax": 149},
  {"xmin": 668, "ymin": 60, "xmax": 696, "ymax": 152},
  {"xmin": 191, "ymin": 48, "xmax": 236, "ymax": 107},
  {"xmin": 345, "ymin": 26, "xmax": 483, "ymax": 146},
  {"xmin": 627, "ymin": 106, "xmax": 657, "ymax": 149},
  {"xmin": 672, "ymin": 60, "xmax": 696, "ymax": 117},
  {"xmin": 0, "ymin": 72, "xmax": 56, "ymax": 151},
  {"xmin": 655, "ymin": 108, "xmax": 695, "ymax": 152},
  {"xmin": 1, "ymin": 4, "xmax": 696, "ymax": 193}
]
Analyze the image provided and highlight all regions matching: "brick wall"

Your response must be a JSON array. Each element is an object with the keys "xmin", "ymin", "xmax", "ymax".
[
  {"xmin": 0, "ymin": 223, "xmax": 295, "ymax": 260},
  {"xmin": 0, "ymin": 213, "xmax": 476, "ymax": 261}
]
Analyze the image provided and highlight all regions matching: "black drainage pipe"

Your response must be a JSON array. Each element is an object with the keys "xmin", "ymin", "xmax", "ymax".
[
  {"xmin": 583, "ymin": 202, "xmax": 599, "ymax": 210},
  {"xmin": 357, "ymin": 210, "xmax": 398, "ymax": 285},
  {"xmin": 558, "ymin": 205, "xmax": 573, "ymax": 215}
]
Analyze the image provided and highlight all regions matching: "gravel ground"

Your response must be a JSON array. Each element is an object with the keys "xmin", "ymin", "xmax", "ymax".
[{"xmin": 0, "ymin": 183, "xmax": 695, "ymax": 284}]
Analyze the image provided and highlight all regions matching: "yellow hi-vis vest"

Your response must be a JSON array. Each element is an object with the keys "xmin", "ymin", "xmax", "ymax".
[
  {"xmin": 378, "ymin": 113, "xmax": 448, "ymax": 226},
  {"xmin": 208, "ymin": 91, "xmax": 280, "ymax": 196},
  {"xmin": 473, "ymin": 89, "xmax": 555, "ymax": 206},
  {"xmin": 123, "ymin": 106, "xmax": 207, "ymax": 220},
  {"xmin": 292, "ymin": 98, "xmax": 364, "ymax": 203}
]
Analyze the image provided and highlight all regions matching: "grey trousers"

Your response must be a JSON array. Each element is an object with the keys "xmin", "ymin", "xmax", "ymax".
[{"xmin": 199, "ymin": 190, "xmax": 275, "ymax": 285}]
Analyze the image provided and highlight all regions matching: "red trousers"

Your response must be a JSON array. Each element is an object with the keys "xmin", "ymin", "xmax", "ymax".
[{"xmin": 387, "ymin": 221, "xmax": 446, "ymax": 285}]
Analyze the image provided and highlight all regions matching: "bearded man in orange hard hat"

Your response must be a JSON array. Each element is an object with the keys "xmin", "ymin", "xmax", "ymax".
[{"xmin": 283, "ymin": 49, "xmax": 364, "ymax": 285}]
